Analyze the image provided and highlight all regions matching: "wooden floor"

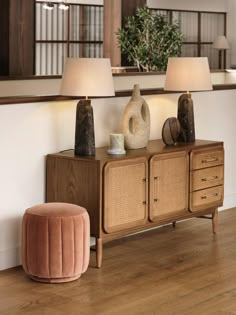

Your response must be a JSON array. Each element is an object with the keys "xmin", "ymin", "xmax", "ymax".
[{"xmin": 1, "ymin": 208, "xmax": 236, "ymax": 315}]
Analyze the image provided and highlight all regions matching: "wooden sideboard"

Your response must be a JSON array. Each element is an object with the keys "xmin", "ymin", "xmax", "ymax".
[{"xmin": 46, "ymin": 139, "xmax": 224, "ymax": 268}]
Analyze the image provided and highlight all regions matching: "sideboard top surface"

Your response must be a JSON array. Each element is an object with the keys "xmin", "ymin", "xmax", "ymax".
[{"xmin": 47, "ymin": 139, "xmax": 223, "ymax": 162}]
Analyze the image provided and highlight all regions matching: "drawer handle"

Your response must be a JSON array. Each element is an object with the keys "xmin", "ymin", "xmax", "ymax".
[
  {"xmin": 201, "ymin": 176, "xmax": 219, "ymax": 182},
  {"xmin": 201, "ymin": 158, "xmax": 219, "ymax": 163},
  {"xmin": 201, "ymin": 193, "xmax": 218, "ymax": 200}
]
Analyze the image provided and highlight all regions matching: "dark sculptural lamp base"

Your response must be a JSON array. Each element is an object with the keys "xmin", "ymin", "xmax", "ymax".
[
  {"xmin": 75, "ymin": 99, "xmax": 95, "ymax": 156},
  {"xmin": 177, "ymin": 93, "xmax": 195, "ymax": 143}
]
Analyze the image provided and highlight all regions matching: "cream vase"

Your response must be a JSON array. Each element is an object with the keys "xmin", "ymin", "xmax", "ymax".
[{"xmin": 121, "ymin": 84, "xmax": 150, "ymax": 149}]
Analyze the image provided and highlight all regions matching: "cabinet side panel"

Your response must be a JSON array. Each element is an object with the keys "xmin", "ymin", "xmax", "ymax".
[{"xmin": 46, "ymin": 157, "xmax": 99, "ymax": 237}]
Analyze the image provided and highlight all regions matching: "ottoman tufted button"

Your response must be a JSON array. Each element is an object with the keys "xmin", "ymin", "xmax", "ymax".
[{"xmin": 21, "ymin": 202, "xmax": 90, "ymax": 283}]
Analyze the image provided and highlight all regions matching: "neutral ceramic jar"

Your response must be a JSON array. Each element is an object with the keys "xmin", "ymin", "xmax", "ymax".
[{"xmin": 121, "ymin": 84, "xmax": 150, "ymax": 149}]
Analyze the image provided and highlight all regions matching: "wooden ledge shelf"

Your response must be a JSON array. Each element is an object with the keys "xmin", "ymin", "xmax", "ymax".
[{"xmin": 0, "ymin": 84, "xmax": 236, "ymax": 105}]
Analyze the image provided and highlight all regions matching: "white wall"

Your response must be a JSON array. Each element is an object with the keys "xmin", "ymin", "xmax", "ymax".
[{"xmin": 0, "ymin": 86, "xmax": 236, "ymax": 270}]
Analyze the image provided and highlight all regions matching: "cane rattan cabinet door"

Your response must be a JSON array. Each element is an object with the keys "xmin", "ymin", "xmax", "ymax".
[
  {"xmin": 149, "ymin": 152, "xmax": 189, "ymax": 222},
  {"xmin": 103, "ymin": 157, "xmax": 148, "ymax": 233}
]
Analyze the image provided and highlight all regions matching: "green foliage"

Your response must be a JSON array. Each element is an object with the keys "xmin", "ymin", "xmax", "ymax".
[{"xmin": 117, "ymin": 7, "xmax": 184, "ymax": 72}]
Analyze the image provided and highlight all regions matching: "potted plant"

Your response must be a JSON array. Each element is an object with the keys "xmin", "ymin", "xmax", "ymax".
[{"xmin": 117, "ymin": 7, "xmax": 184, "ymax": 72}]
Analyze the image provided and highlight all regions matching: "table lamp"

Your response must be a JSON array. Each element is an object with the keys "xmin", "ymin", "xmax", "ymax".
[
  {"xmin": 60, "ymin": 58, "xmax": 115, "ymax": 155},
  {"xmin": 164, "ymin": 57, "xmax": 212, "ymax": 143},
  {"xmin": 213, "ymin": 35, "xmax": 229, "ymax": 69}
]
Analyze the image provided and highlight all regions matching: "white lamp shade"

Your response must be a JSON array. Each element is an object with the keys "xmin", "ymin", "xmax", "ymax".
[
  {"xmin": 60, "ymin": 58, "xmax": 115, "ymax": 97},
  {"xmin": 164, "ymin": 57, "xmax": 213, "ymax": 92},
  {"xmin": 213, "ymin": 35, "xmax": 229, "ymax": 49}
]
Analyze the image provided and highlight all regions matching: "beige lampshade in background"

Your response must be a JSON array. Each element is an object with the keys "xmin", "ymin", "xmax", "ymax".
[
  {"xmin": 213, "ymin": 35, "xmax": 230, "ymax": 50},
  {"xmin": 60, "ymin": 58, "xmax": 115, "ymax": 97},
  {"xmin": 164, "ymin": 57, "xmax": 213, "ymax": 92}
]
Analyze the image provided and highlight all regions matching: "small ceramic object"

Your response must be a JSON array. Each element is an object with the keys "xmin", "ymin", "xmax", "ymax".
[
  {"xmin": 162, "ymin": 117, "xmax": 181, "ymax": 145},
  {"xmin": 107, "ymin": 133, "xmax": 126, "ymax": 155}
]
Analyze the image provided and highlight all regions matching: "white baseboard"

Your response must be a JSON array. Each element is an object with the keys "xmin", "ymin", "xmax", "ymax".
[{"xmin": 1, "ymin": 194, "xmax": 235, "ymax": 271}]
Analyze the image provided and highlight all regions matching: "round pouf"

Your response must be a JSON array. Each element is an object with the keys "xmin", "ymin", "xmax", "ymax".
[{"xmin": 22, "ymin": 202, "xmax": 90, "ymax": 283}]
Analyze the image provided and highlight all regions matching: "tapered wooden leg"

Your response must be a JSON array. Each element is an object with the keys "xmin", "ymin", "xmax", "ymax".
[
  {"xmin": 172, "ymin": 221, "xmax": 176, "ymax": 228},
  {"xmin": 96, "ymin": 238, "xmax": 103, "ymax": 268},
  {"xmin": 212, "ymin": 208, "xmax": 218, "ymax": 234}
]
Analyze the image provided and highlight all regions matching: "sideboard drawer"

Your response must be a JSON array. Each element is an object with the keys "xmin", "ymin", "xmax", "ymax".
[
  {"xmin": 190, "ymin": 186, "xmax": 223, "ymax": 212},
  {"xmin": 191, "ymin": 148, "xmax": 224, "ymax": 170},
  {"xmin": 190, "ymin": 165, "xmax": 224, "ymax": 192}
]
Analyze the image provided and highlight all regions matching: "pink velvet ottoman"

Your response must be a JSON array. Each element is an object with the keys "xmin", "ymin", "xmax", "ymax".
[{"xmin": 22, "ymin": 202, "xmax": 90, "ymax": 283}]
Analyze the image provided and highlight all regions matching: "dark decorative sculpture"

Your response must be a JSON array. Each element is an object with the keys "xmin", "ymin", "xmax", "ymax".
[
  {"xmin": 177, "ymin": 93, "xmax": 195, "ymax": 142},
  {"xmin": 162, "ymin": 117, "xmax": 180, "ymax": 146}
]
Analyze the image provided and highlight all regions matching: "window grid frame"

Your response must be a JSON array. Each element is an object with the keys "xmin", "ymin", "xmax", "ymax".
[{"xmin": 150, "ymin": 7, "xmax": 227, "ymax": 69}]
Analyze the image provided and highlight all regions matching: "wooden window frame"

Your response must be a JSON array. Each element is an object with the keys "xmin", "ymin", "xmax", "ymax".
[{"xmin": 35, "ymin": 2, "xmax": 103, "ymax": 75}]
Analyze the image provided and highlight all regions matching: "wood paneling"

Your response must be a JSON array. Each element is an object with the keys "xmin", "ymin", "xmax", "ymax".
[
  {"xmin": 103, "ymin": 0, "xmax": 146, "ymax": 66},
  {"xmin": 0, "ymin": 0, "xmax": 35, "ymax": 76},
  {"xmin": 103, "ymin": 0, "xmax": 122, "ymax": 66},
  {"xmin": 0, "ymin": 0, "xmax": 9, "ymax": 75},
  {"xmin": 121, "ymin": 0, "xmax": 146, "ymax": 66},
  {"xmin": 122, "ymin": 0, "xmax": 146, "ymax": 20},
  {"xmin": 9, "ymin": 0, "xmax": 35, "ymax": 76}
]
